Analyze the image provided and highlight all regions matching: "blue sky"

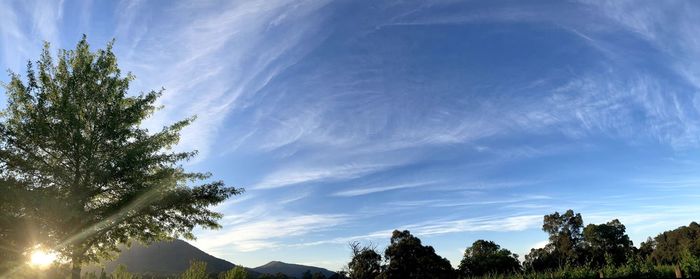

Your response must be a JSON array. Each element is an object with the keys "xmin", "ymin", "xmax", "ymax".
[{"xmin": 3, "ymin": 0, "xmax": 700, "ymax": 271}]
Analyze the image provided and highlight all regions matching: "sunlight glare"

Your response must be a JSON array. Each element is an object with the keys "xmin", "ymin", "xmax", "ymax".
[{"xmin": 29, "ymin": 249, "xmax": 57, "ymax": 268}]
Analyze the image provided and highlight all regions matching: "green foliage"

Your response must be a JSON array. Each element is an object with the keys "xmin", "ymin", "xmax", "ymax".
[
  {"xmin": 383, "ymin": 230, "xmax": 455, "ymax": 279},
  {"xmin": 679, "ymin": 249, "xmax": 700, "ymax": 277},
  {"xmin": 302, "ymin": 270, "xmax": 313, "ymax": 279},
  {"xmin": 0, "ymin": 37, "xmax": 241, "ymax": 277},
  {"xmin": 348, "ymin": 242, "xmax": 381, "ymax": 279},
  {"xmin": 650, "ymin": 222, "xmax": 700, "ymax": 265},
  {"xmin": 541, "ymin": 210, "xmax": 584, "ymax": 268},
  {"xmin": 112, "ymin": 265, "xmax": 136, "ymax": 279},
  {"xmin": 219, "ymin": 266, "xmax": 249, "ymax": 279},
  {"xmin": 582, "ymin": 219, "xmax": 632, "ymax": 268},
  {"xmin": 312, "ymin": 272, "xmax": 328, "ymax": 279},
  {"xmin": 180, "ymin": 261, "xmax": 208, "ymax": 279},
  {"xmin": 458, "ymin": 240, "xmax": 521, "ymax": 278}
]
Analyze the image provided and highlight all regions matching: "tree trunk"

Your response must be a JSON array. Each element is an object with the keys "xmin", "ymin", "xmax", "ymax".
[
  {"xmin": 674, "ymin": 264, "xmax": 683, "ymax": 278},
  {"xmin": 71, "ymin": 255, "xmax": 81, "ymax": 279}
]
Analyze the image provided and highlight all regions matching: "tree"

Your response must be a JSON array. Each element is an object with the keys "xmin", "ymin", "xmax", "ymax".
[
  {"xmin": 383, "ymin": 230, "xmax": 455, "ymax": 279},
  {"xmin": 0, "ymin": 179, "xmax": 35, "ymax": 271},
  {"xmin": 302, "ymin": 270, "xmax": 313, "ymax": 279},
  {"xmin": 542, "ymin": 210, "xmax": 584, "ymax": 267},
  {"xmin": 181, "ymin": 261, "xmax": 208, "ymax": 279},
  {"xmin": 582, "ymin": 219, "xmax": 632, "ymax": 268},
  {"xmin": 638, "ymin": 237, "xmax": 655, "ymax": 261},
  {"xmin": 220, "ymin": 266, "xmax": 249, "ymax": 279},
  {"xmin": 112, "ymin": 265, "xmax": 135, "ymax": 279},
  {"xmin": 457, "ymin": 239, "xmax": 521, "ymax": 277},
  {"xmin": 312, "ymin": 272, "xmax": 328, "ymax": 279},
  {"xmin": 348, "ymin": 242, "xmax": 382, "ymax": 279},
  {"xmin": 524, "ymin": 247, "xmax": 557, "ymax": 272},
  {"xmin": 0, "ymin": 37, "xmax": 241, "ymax": 279},
  {"xmin": 649, "ymin": 222, "xmax": 700, "ymax": 265}
]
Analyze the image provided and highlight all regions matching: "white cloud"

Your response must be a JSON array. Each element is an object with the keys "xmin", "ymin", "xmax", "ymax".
[
  {"xmin": 193, "ymin": 209, "xmax": 348, "ymax": 252},
  {"xmin": 332, "ymin": 181, "xmax": 438, "ymax": 197},
  {"xmin": 293, "ymin": 214, "xmax": 543, "ymax": 247},
  {"xmin": 254, "ymin": 163, "xmax": 397, "ymax": 189},
  {"xmin": 117, "ymin": 0, "xmax": 331, "ymax": 161}
]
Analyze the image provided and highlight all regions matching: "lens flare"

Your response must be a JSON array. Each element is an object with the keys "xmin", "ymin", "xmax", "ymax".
[{"xmin": 29, "ymin": 249, "xmax": 57, "ymax": 268}]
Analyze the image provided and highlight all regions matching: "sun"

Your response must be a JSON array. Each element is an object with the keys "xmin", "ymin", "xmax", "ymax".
[{"xmin": 28, "ymin": 249, "xmax": 57, "ymax": 268}]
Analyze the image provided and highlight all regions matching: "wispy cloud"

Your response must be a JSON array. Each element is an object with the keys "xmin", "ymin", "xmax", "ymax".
[
  {"xmin": 332, "ymin": 181, "xmax": 438, "ymax": 197},
  {"xmin": 294, "ymin": 214, "xmax": 543, "ymax": 247},
  {"xmin": 254, "ymin": 163, "xmax": 398, "ymax": 189},
  {"xmin": 194, "ymin": 208, "xmax": 348, "ymax": 252}
]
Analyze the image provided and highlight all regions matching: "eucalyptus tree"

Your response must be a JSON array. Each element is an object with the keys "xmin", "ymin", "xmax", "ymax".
[
  {"xmin": 458, "ymin": 239, "xmax": 521, "ymax": 277},
  {"xmin": 383, "ymin": 230, "xmax": 455, "ymax": 279},
  {"xmin": 348, "ymin": 241, "xmax": 382, "ymax": 279},
  {"xmin": 0, "ymin": 37, "xmax": 241, "ymax": 279}
]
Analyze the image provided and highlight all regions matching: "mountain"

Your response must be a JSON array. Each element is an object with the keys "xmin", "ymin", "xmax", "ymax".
[
  {"xmin": 82, "ymin": 240, "xmax": 336, "ymax": 279},
  {"xmin": 84, "ymin": 239, "xmax": 248, "ymax": 276},
  {"xmin": 253, "ymin": 261, "xmax": 336, "ymax": 278}
]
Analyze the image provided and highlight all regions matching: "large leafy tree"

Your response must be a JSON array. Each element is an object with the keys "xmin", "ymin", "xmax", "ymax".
[
  {"xmin": 524, "ymin": 246, "xmax": 557, "ymax": 272},
  {"xmin": 0, "ymin": 37, "xmax": 241, "ymax": 278},
  {"xmin": 649, "ymin": 222, "xmax": 700, "ymax": 265},
  {"xmin": 524, "ymin": 209, "xmax": 584, "ymax": 272},
  {"xmin": 582, "ymin": 219, "xmax": 633, "ymax": 268},
  {"xmin": 0, "ymin": 179, "xmax": 42, "ymax": 271},
  {"xmin": 348, "ymin": 242, "xmax": 382, "ymax": 279},
  {"xmin": 542, "ymin": 210, "xmax": 584, "ymax": 267},
  {"xmin": 457, "ymin": 239, "xmax": 521, "ymax": 278},
  {"xmin": 382, "ymin": 230, "xmax": 455, "ymax": 279}
]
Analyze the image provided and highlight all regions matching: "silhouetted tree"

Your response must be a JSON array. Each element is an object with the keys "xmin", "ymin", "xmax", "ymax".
[
  {"xmin": 638, "ymin": 237, "xmax": 656, "ymax": 260},
  {"xmin": 0, "ymin": 180, "xmax": 38, "ymax": 270},
  {"xmin": 0, "ymin": 37, "xmax": 241, "ymax": 279},
  {"xmin": 524, "ymin": 247, "xmax": 557, "ymax": 272},
  {"xmin": 457, "ymin": 239, "xmax": 521, "ymax": 277},
  {"xmin": 524, "ymin": 210, "xmax": 584, "ymax": 271},
  {"xmin": 312, "ymin": 272, "xmax": 328, "ymax": 279},
  {"xmin": 582, "ymin": 219, "xmax": 632, "ymax": 268},
  {"xmin": 348, "ymin": 242, "xmax": 381, "ymax": 279},
  {"xmin": 542, "ymin": 210, "xmax": 584, "ymax": 267},
  {"xmin": 649, "ymin": 222, "xmax": 700, "ymax": 265},
  {"xmin": 302, "ymin": 270, "xmax": 313, "ymax": 279},
  {"xmin": 382, "ymin": 230, "xmax": 455, "ymax": 279}
]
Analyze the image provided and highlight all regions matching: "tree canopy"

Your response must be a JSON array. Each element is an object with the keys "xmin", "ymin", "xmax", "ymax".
[
  {"xmin": 542, "ymin": 210, "xmax": 584, "ymax": 267},
  {"xmin": 648, "ymin": 222, "xmax": 700, "ymax": 265},
  {"xmin": 458, "ymin": 239, "xmax": 521, "ymax": 277},
  {"xmin": 383, "ymin": 230, "xmax": 455, "ymax": 279},
  {"xmin": 0, "ymin": 37, "xmax": 241, "ymax": 278},
  {"xmin": 582, "ymin": 219, "xmax": 632, "ymax": 267},
  {"xmin": 348, "ymin": 242, "xmax": 381, "ymax": 279}
]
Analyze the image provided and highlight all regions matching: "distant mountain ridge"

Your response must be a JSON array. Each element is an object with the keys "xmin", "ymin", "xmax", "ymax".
[
  {"xmin": 84, "ymin": 239, "xmax": 335, "ymax": 278},
  {"xmin": 84, "ymin": 239, "xmax": 241, "ymax": 276},
  {"xmin": 253, "ymin": 261, "xmax": 336, "ymax": 278}
]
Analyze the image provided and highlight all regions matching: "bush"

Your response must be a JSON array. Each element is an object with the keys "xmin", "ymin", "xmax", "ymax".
[{"xmin": 181, "ymin": 261, "xmax": 208, "ymax": 279}]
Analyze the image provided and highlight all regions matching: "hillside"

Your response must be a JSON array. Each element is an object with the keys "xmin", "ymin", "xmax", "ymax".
[
  {"xmin": 84, "ymin": 239, "xmax": 245, "ymax": 276},
  {"xmin": 82, "ymin": 240, "xmax": 339, "ymax": 278},
  {"xmin": 253, "ymin": 261, "xmax": 336, "ymax": 278}
]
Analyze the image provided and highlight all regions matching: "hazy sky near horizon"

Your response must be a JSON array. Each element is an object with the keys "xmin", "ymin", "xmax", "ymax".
[{"xmin": 3, "ymin": 0, "xmax": 700, "ymax": 271}]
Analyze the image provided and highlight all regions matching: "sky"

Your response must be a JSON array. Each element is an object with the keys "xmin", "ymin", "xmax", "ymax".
[{"xmin": 2, "ymin": 0, "xmax": 700, "ymax": 271}]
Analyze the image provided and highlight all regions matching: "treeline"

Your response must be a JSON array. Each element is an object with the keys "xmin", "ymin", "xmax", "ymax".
[{"xmin": 344, "ymin": 209, "xmax": 700, "ymax": 279}]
